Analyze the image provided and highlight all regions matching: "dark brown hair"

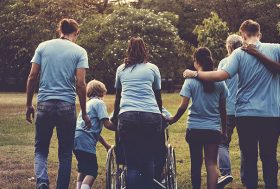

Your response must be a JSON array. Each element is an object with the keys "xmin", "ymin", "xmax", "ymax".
[
  {"xmin": 124, "ymin": 37, "xmax": 148, "ymax": 68},
  {"xmin": 57, "ymin": 18, "xmax": 80, "ymax": 35},
  {"xmin": 239, "ymin": 19, "xmax": 260, "ymax": 36},
  {"xmin": 193, "ymin": 47, "xmax": 215, "ymax": 93}
]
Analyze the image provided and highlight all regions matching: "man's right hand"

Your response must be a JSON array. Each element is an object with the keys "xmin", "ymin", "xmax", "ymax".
[
  {"xmin": 82, "ymin": 114, "xmax": 92, "ymax": 130},
  {"xmin": 26, "ymin": 105, "xmax": 35, "ymax": 124}
]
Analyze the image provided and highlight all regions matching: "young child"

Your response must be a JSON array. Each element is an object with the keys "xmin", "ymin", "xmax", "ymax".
[
  {"xmin": 74, "ymin": 80, "xmax": 116, "ymax": 189},
  {"xmin": 168, "ymin": 47, "xmax": 228, "ymax": 189}
]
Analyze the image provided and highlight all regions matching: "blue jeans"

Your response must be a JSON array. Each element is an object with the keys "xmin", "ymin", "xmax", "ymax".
[
  {"xmin": 34, "ymin": 100, "xmax": 76, "ymax": 189},
  {"xmin": 118, "ymin": 111, "xmax": 162, "ymax": 189},
  {"xmin": 236, "ymin": 117, "xmax": 279, "ymax": 189},
  {"xmin": 218, "ymin": 115, "xmax": 244, "ymax": 180}
]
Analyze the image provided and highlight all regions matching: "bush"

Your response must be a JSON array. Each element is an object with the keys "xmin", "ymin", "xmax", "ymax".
[
  {"xmin": 193, "ymin": 12, "xmax": 229, "ymax": 66},
  {"xmin": 78, "ymin": 7, "xmax": 188, "ymax": 92}
]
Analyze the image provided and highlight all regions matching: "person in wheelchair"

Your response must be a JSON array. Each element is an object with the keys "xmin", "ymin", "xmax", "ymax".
[{"xmin": 73, "ymin": 80, "xmax": 116, "ymax": 189}]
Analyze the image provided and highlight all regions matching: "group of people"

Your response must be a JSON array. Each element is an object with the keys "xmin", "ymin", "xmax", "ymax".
[{"xmin": 25, "ymin": 17, "xmax": 280, "ymax": 189}]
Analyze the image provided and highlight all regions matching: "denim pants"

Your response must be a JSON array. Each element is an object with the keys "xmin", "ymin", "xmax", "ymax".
[
  {"xmin": 118, "ymin": 111, "xmax": 162, "ymax": 189},
  {"xmin": 236, "ymin": 117, "xmax": 279, "ymax": 189},
  {"xmin": 218, "ymin": 115, "xmax": 244, "ymax": 180},
  {"xmin": 35, "ymin": 100, "xmax": 76, "ymax": 189}
]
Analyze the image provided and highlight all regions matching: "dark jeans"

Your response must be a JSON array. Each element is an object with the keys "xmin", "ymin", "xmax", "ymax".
[
  {"xmin": 218, "ymin": 115, "xmax": 244, "ymax": 180},
  {"xmin": 35, "ymin": 100, "xmax": 76, "ymax": 189},
  {"xmin": 118, "ymin": 111, "xmax": 162, "ymax": 189},
  {"xmin": 236, "ymin": 117, "xmax": 280, "ymax": 189}
]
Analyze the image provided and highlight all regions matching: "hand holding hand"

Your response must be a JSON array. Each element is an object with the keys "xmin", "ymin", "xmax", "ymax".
[
  {"xmin": 221, "ymin": 131, "xmax": 228, "ymax": 144},
  {"xmin": 167, "ymin": 116, "xmax": 176, "ymax": 125},
  {"xmin": 183, "ymin": 69, "xmax": 197, "ymax": 78},
  {"xmin": 26, "ymin": 105, "xmax": 35, "ymax": 124},
  {"xmin": 82, "ymin": 114, "xmax": 92, "ymax": 130}
]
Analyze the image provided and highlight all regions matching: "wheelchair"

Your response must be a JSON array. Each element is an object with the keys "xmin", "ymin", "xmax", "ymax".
[{"xmin": 106, "ymin": 120, "xmax": 177, "ymax": 189}]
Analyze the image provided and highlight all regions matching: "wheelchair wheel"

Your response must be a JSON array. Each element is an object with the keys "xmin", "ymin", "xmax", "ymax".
[
  {"xmin": 165, "ymin": 145, "xmax": 177, "ymax": 189},
  {"xmin": 106, "ymin": 146, "xmax": 118, "ymax": 189}
]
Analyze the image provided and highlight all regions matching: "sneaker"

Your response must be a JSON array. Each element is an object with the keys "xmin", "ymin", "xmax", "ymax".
[
  {"xmin": 36, "ymin": 183, "xmax": 49, "ymax": 189},
  {"xmin": 217, "ymin": 175, "xmax": 233, "ymax": 189}
]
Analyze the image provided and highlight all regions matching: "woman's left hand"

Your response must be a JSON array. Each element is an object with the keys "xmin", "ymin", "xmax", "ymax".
[{"xmin": 183, "ymin": 69, "xmax": 197, "ymax": 78}]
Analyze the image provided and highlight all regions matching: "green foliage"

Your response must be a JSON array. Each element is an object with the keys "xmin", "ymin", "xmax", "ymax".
[
  {"xmin": 78, "ymin": 7, "xmax": 188, "ymax": 91},
  {"xmin": 193, "ymin": 12, "xmax": 229, "ymax": 65},
  {"xmin": 277, "ymin": 22, "xmax": 280, "ymax": 35}
]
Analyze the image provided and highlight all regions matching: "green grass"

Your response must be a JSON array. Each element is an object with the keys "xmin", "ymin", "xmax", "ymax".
[{"xmin": 0, "ymin": 93, "xmax": 278, "ymax": 189}]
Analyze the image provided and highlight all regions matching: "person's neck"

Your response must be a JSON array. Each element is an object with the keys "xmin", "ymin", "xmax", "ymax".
[{"xmin": 60, "ymin": 34, "xmax": 75, "ymax": 42}]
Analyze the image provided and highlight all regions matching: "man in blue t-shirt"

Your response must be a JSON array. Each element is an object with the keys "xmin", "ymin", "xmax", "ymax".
[
  {"xmin": 25, "ymin": 19, "xmax": 91, "ymax": 189},
  {"xmin": 217, "ymin": 34, "xmax": 244, "ymax": 188},
  {"xmin": 183, "ymin": 20, "xmax": 280, "ymax": 189}
]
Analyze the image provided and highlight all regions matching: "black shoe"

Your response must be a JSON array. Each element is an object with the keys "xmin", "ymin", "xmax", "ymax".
[
  {"xmin": 36, "ymin": 183, "xmax": 49, "ymax": 189},
  {"xmin": 217, "ymin": 175, "xmax": 233, "ymax": 189}
]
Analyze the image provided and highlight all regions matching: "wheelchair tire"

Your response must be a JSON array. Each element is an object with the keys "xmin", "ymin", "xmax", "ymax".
[
  {"xmin": 165, "ymin": 145, "xmax": 177, "ymax": 189},
  {"xmin": 106, "ymin": 146, "xmax": 118, "ymax": 189}
]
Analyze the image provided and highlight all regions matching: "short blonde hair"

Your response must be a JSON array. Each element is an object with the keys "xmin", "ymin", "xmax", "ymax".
[{"xmin": 86, "ymin": 80, "xmax": 107, "ymax": 98}]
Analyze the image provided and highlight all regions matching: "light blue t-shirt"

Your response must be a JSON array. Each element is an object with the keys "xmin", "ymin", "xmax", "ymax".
[
  {"xmin": 180, "ymin": 79, "xmax": 228, "ymax": 131},
  {"xmin": 31, "ymin": 39, "xmax": 89, "ymax": 104},
  {"xmin": 115, "ymin": 63, "xmax": 161, "ymax": 114},
  {"xmin": 74, "ymin": 97, "xmax": 109, "ymax": 154},
  {"xmin": 222, "ymin": 41, "xmax": 280, "ymax": 117},
  {"xmin": 218, "ymin": 57, "xmax": 238, "ymax": 115}
]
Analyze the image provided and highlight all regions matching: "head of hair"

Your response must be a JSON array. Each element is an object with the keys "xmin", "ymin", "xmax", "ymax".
[
  {"xmin": 124, "ymin": 37, "xmax": 148, "ymax": 68},
  {"xmin": 226, "ymin": 34, "xmax": 243, "ymax": 52},
  {"xmin": 86, "ymin": 80, "xmax": 107, "ymax": 98},
  {"xmin": 193, "ymin": 47, "xmax": 215, "ymax": 93},
  {"xmin": 57, "ymin": 18, "xmax": 80, "ymax": 35},
  {"xmin": 239, "ymin": 19, "xmax": 260, "ymax": 37}
]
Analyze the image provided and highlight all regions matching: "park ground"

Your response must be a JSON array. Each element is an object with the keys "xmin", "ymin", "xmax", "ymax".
[{"xmin": 0, "ymin": 93, "xmax": 279, "ymax": 189}]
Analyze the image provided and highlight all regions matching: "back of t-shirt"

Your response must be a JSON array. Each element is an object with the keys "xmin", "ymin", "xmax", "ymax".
[
  {"xmin": 222, "ymin": 42, "xmax": 280, "ymax": 117},
  {"xmin": 115, "ymin": 63, "xmax": 161, "ymax": 114},
  {"xmin": 31, "ymin": 39, "xmax": 88, "ymax": 104},
  {"xmin": 180, "ymin": 78, "xmax": 228, "ymax": 131}
]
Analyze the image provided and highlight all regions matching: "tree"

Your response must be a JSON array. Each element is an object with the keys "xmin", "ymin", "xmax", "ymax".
[
  {"xmin": 277, "ymin": 22, "xmax": 280, "ymax": 36},
  {"xmin": 78, "ymin": 7, "xmax": 188, "ymax": 92},
  {"xmin": 193, "ymin": 12, "xmax": 229, "ymax": 66}
]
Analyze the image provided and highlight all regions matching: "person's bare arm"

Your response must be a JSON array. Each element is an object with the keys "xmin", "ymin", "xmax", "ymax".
[
  {"xmin": 26, "ymin": 63, "xmax": 40, "ymax": 123},
  {"xmin": 102, "ymin": 119, "xmax": 117, "ymax": 131},
  {"xmin": 76, "ymin": 68, "xmax": 92, "ymax": 129},
  {"xmin": 242, "ymin": 44, "xmax": 280, "ymax": 74},
  {"xmin": 112, "ymin": 88, "xmax": 121, "ymax": 123},
  {"xmin": 168, "ymin": 97, "xmax": 190, "ymax": 124},
  {"xmin": 98, "ymin": 135, "xmax": 111, "ymax": 151},
  {"xmin": 183, "ymin": 69, "xmax": 230, "ymax": 82},
  {"xmin": 153, "ymin": 89, "xmax": 162, "ymax": 113},
  {"xmin": 219, "ymin": 97, "xmax": 227, "ymax": 139}
]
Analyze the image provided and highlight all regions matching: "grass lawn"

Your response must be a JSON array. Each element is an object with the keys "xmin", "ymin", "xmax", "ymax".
[{"xmin": 0, "ymin": 93, "xmax": 278, "ymax": 189}]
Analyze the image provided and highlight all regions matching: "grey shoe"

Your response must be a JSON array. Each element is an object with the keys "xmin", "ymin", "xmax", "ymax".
[
  {"xmin": 36, "ymin": 183, "xmax": 49, "ymax": 189},
  {"xmin": 217, "ymin": 175, "xmax": 233, "ymax": 189}
]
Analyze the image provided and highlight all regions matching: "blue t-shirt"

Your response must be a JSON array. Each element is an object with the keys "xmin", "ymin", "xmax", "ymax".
[
  {"xmin": 222, "ymin": 41, "xmax": 280, "ymax": 117},
  {"xmin": 218, "ymin": 57, "xmax": 238, "ymax": 115},
  {"xmin": 31, "ymin": 39, "xmax": 89, "ymax": 104},
  {"xmin": 180, "ymin": 79, "xmax": 228, "ymax": 131},
  {"xmin": 115, "ymin": 63, "xmax": 161, "ymax": 114},
  {"xmin": 74, "ymin": 97, "xmax": 109, "ymax": 154}
]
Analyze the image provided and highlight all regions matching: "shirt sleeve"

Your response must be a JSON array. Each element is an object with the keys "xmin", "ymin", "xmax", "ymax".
[
  {"xmin": 152, "ymin": 65, "xmax": 161, "ymax": 90},
  {"xmin": 77, "ymin": 49, "xmax": 89, "ymax": 69},
  {"xmin": 220, "ymin": 81, "xmax": 229, "ymax": 99},
  {"xmin": 115, "ymin": 65, "xmax": 122, "ymax": 89},
  {"xmin": 31, "ymin": 43, "xmax": 43, "ymax": 65},
  {"xmin": 180, "ymin": 79, "xmax": 192, "ymax": 98},
  {"xmin": 217, "ymin": 58, "xmax": 226, "ymax": 71},
  {"xmin": 221, "ymin": 50, "xmax": 240, "ymax": 78},
  {"xmin": 96, "ymin": 101, "xmax": 109, "ymax": 120}
]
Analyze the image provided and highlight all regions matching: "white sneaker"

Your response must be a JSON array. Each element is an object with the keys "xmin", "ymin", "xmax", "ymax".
[{"xmin": 217, "ymin": 175, "xmax": 233, "ymax": 189}]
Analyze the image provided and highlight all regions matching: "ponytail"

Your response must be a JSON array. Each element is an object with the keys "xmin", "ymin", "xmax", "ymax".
[{"xmin": 193, "ymin": 47, "xmax": 215, "ymax": 93}]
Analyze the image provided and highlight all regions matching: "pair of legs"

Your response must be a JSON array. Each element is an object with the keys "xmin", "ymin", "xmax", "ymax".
[
  {"xmin": 74, "ymin": 150, "xmax": 98, "ymax": 189},
  {"xmin": 35, "ymin": 100, "xmax": 76, "ymax": 189},
  {"xmin": 236, "ymin": 117, "xmax": 279, "ymax": 189},
  {"xmin": 118, "ymin": 111, "xmax": 162, "ymax": 189},
  {"xmin": 187, "ymin": 129, "xmax": 220, "ymax": 189},
  {"xmin": 218, "ymin": 115, "xmax": 244, "ymax": 181}
]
